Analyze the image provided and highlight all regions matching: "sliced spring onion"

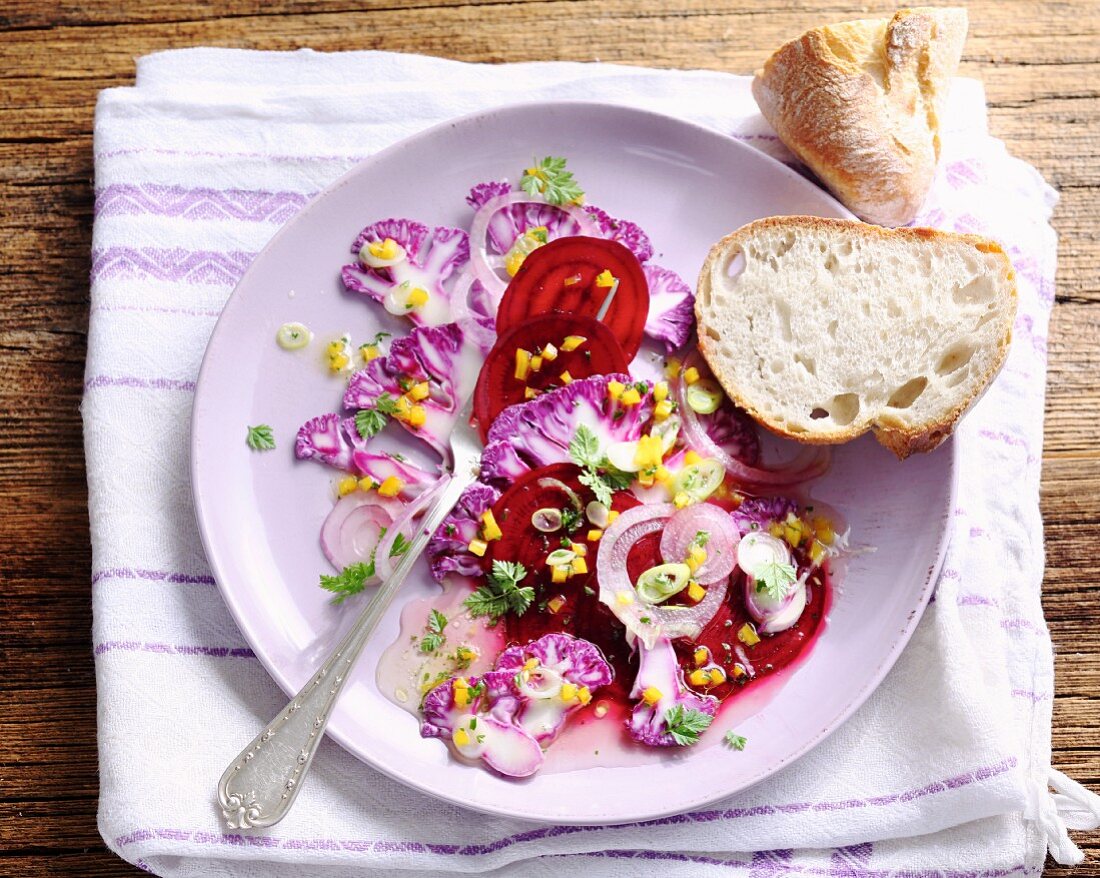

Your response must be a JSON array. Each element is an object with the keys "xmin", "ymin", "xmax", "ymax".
[
  {"xmin": 635, "ymin": 563, "xmax": 692, "ymax": 604},
  {"xmin": 686, "ymin": 378, "xmax": 724, "ymax": 414},
  {"xmin": 673, "ymin": 459, "xmax": 725, "ymax": 503},
  {"xmin": 276, "ymin": 322, "xmax": 313, "ymax": 351},
  {"xmin": 532, "ymin": 508, "xmax": 563, "ymax": 533}
]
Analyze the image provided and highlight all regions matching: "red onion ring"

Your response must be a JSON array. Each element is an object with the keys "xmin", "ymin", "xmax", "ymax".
[
  {"xmin": 320, "ymin": 491, "xmax": 406, "ymax": 573},
  {"xmin": 676, "ymin": 351, "xmax": 831, "ymax": 488},
  {"xmin": 447, "ymin": 268, "xmax": 497, "ymax": 354},
  {"xmin": 659, "ymin": 502, "xmax": 738, "ymax": 585},
  {"xmin": 597, "ymin": 502, "xmax": 730, "ymax": 649},
  {"xmin": 373, "ymin": 475, "xmax": 451, "ymax": 582},
  {"xmin": 467, "ymin": 191, "xmax": 596, "ymax": 301}
]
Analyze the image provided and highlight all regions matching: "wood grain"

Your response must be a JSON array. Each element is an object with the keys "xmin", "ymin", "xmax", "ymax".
[{"xmin": 1, "ymin": 1, "xmax": 1097, "ymax": 874}]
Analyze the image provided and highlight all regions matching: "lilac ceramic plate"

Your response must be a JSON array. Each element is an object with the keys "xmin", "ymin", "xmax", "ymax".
[{"xmin": 191, "ymin": 102, "xmax": 955, "ymax": 824}]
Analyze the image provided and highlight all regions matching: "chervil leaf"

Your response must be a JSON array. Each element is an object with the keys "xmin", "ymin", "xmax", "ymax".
[
  {"xmin": 374, "ymin": 392, "xmax": 400, "ymax": 416},
  {"xmin": 520, "ymin": 156, "xmax": 585, "ymax": 206},
  {"xmin": 245, "ymin": 424, "xmax": 276, "ymax": 451},
  {"xmin": 664, "ymin": 705, "xmax": 713, "ymax": 747},
  {"xmin": 577, "ymin": 468, "xmax": 613, "ymax": 507},
  {"xmin": 464, "ymin": 560, "xmax": 534, "ymax": 622},
  {"xmin": 599, "ymin": 465, "xmax": 634, "ymax": 492},
  {"xmin": 390, "ymin": 532, "xmax": 412, "ymax": 557},
  {"xmin": 754, "ymin": 559, "xmax": 798, "ymax": 601},
  {"xmin": 427, "ymin": 608, "xmax": 447, "ymax": 636},
  {"xmin": 723, "ymin": 731, "xmax": 747, "ymax": 751},
  {"xmin": 419, "ymin": 632, "xmax": 445, "ymax": 653},
  {"xmin": 568, "ymin": 425, "xmax": 602, "ymax": 469},
  {"xmin": 355, "ymin": 407, "xmax": 388, "ymax": 439},
  {"xmin": 318, "ymin": 562, "xmax": 373, "ymax": 604}
]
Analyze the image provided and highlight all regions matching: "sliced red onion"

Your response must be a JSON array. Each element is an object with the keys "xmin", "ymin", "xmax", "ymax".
[
  {"xmin": 467, "ymin": 191, "xmax": 596, "ymax": 301},
  {"xmin": 659, "ymin": 502, "xmax": 738, "ymax": 585},
  {"xmin": 537, "ymin": 477, "xmax": 582, "ymax": 512},
  {"xmin": 373, "ymin": 476, "xmax": 451, "ymax": 582},
  {"xmin": 675, "ymin": 352, "xmax": 830, "ymax": 488},
  {"xmin": 446, "ymin": 268, "xmax": 497, "ymax": 354},
  {"xmin": 319, "ymin": 491, "xmax": 405, "ymax": 573},
  {"xmin": 737, "ymin": 531, "xmax": 806, "ymax": 634},
  {"xmin": 597, "ymin": 502, "xmax": 730, "ymax": 649}
]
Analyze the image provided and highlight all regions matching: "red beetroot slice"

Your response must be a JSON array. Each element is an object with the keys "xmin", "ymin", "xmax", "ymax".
[
  {"xmin": 473, "ymin": 313, "xmax": 629, "ymax": 443},
  {"xmin": 495, "ymin": 236, "xmax": 650, "ymax": 360},
  {"xmin": 482, "ymin": 463, "xmax": 639, "ymax": 698}
]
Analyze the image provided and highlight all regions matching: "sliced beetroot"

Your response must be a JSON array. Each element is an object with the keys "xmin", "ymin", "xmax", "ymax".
[
  {"xmin": 473, "ymin": 313, "xmax": 628, "ymax": 443},
  {"xmin": 495, "ymin": 236, "xmax": 649, "ymax": 360}
]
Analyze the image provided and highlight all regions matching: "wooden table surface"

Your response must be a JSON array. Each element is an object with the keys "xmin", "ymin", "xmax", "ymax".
[{"xmin": 2, "ymin": 1, "xmax": 1097, "ymax": 874}]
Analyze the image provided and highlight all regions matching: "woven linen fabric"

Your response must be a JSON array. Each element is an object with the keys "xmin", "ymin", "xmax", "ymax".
[{"xmin": 86, "ymin": 48, "xmax": 1099, "ymax": 876}]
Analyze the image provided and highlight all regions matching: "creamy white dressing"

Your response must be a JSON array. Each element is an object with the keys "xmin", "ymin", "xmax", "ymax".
[{"xmin": 276, "ymin": 321, "xmax": 312, "ymax": 351}]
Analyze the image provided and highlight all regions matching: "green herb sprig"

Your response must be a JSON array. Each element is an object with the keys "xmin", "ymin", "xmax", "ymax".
[
  {"xmin": 664, "ymin": 705, "xmax": 714, "ymax": 747},
  {"xmin": 520, "ymin": 156, "xmax": 584, "ymax": 206},
  {"xmin": 246, "ymin": 424, "xmax": 276, "ymax": 451},
  {"xmin": 464, "ymin": 560, "xmax": 534, "ymax": 622}
]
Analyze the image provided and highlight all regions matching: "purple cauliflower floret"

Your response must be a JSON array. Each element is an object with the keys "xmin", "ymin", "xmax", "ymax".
[
  {"xmin": 496, "ymin": 633, "xmax": 614, "ymax": 691},
  {"xmin": 700, "ymin": 403, "xmax": 761, "ymax": 466},
  {"xmin": 341, "ymin": 219, "xmax": 469, "ymax": 327},
  {"xmin": 343, "ymin": 322, "xmax": 472, "ymax": 462},
  {"xmin": 466, "ymin": 180, "xmax": 512, "ymax": 210},
  {"xmin": 294, "ymin": 413, "xmax": 438, "ymax": 496},
  {"xmin": 481, "ymin": 373, "xmax": 655, "ymax": 484},
  {"xmin": 583, "ymin": 204, "xmax": 654, "ymax": 264},
  {"xmin": 628, "ymin": 636, "xmax": 718, "ymax": 748},
  {"xmin": 730, "ymin": 496, "xmax": 800, "ymax": 535},
  {"xmin": 642, "ymin": 264, "xmax": 695, "ymax": 351},
  {"xmin": 426, "ymin": 483, "xmax": 501, "ymax": 582},
  {"xmin": 420, "ymin": 670, "xmax": 544, "ymax": 777}
]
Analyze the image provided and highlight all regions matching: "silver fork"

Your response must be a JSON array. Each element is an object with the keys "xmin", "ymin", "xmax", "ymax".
[{"xmin": 217, "ymin": 397, "xmax": 482, "ymax": 829}]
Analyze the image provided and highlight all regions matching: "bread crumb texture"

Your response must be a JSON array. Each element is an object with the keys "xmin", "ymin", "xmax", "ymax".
[{"xmin": 696, "ymin": 217, "xmax": 1017, "ymax": 459}]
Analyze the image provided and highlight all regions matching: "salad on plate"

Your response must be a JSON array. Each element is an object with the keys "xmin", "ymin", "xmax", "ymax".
[{"xmin": 278, "ymin": 157, "xmax": 850, "ymax": 778}]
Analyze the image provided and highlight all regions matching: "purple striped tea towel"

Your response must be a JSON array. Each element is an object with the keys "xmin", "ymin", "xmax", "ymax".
[{"xmin": 87, "ymin": 49, "xmax": 1100, "ymax": 876}]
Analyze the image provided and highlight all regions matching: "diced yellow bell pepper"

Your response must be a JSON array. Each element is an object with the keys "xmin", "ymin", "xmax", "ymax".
[
  {"xmin": 687, "ymin": 581, "xmax": 706, "ymax": 602},
  {"xmin": 541, "ymin": 343, "xmax": 558, "ymax": 362},
  {"xmin": 665, "ymin": 357, "xmax": 682, "ymax": 379},
  {"xmin": 620, "ymin": 387, "xmax": 642, "ymax": 406},
  {"xmin": 329, "ymin": 353, "xmax": 350, "ymax": 372},
  {"xmin": 337, "ymin": 476, "xmax": 358, "ymax": 497},
  {"xmin": 406, "ymin": 405, "xmax": 427, "ymax": 429},
  {"xmin": 595, "ymin": 269, "xmax": 615, "ymax": 288},
  {"xmin": 408, "ymin": 381, "xmax": 430, "ymax": 401},
  {"xmin": 524, "ymin": 386, "xmax": 538, "ymax": 400},
  {"xmin": 674, "ymin": 492, "xmax": 691, "ymax": 509},
  {"xmin": 641, "ymin": 686, "xmax": 663, "ymax": 706},
  {"xmin": 653, "ymin": 399, "xmax": 674, "ymax": 421},
  {"xmin": 683, "ymin": 450, "xmax": 702, "ymax": 466},
  {"xmin": 452, "ymin": 727, "xmax": 470, "ymax": 746},
  {"xmin": 481, "ymin": 509, "xmax": 503, "ymax": 541},
  {"xmin": 607, "ymin": 380, "xmax": 625, "ymax": 401},
  {"xmin": 467, "ymin": 538, "xmax": 489, "ymax": 557},
  {"xmin": 653, "ymin": 381, "xmax": 669, "ymax": 403},
  {"xmin": 530, "ymin": 354, "xmax": 544, "ymax": 373},
  {"xmin": 551, "ymin": 564, "xmax": 570, "ymax": 584},
  {"xmin": 683, "ymin": 366, "xmax": 700, "ymax": 385},
  {"xmin": 738, "ymin": 622, "xmax": 761, "ymax": 647},
  {"xmin": 587, "ymin": 528, "xmax": 603, "ymax": 542},
  {"xmin": 561, "ymin": 335, "xmax": 587, "ymax": 352},
  {"xmin": 559, "ymin": 371, "xmax": 573, "ymax": 385},
  {"xmin": 694, "ymin": 647, "xmax": 709, "ymax": 667},
  {"xmin": 515, "ymin": 348, "xmax": 532, "ymax": 381},
  {"xmin": 708, "ymin": 667, "xmax": 726, "ymax": 685},
  {"xmin": 688, "ymin": 669, "xmax": 710, "ymax": 687},
  {"xmin": 547, "ymin": 595, "xmax": 566, "ymax": 614},
  {"xmin": 360, "ymin": 344, "xmax": 381, "ymax": 362},
  {"xmin": 560, "ymin": 682, "xmax": 578, "ymax": 703},
  {"xmin": 571, "ymin": 557, "xmax": 588, "ymax": 576},
  {"xmin": 577, "ymin": 685, "xmax": 592, "ymax": 706},
  {"xmin": 523, "ymin": 658, "xmax": 539, "ymax": 672},
  {"xmin": 607, "ymin": 510, "xmax": 620, "ymax": 524},
  {"xmin": 377, "ymin": 476, "xmax": 404, "ymax": 497},
  {"xmin": 810, "ymin": 539, "xmax": 827, "ymax": 565},
  {"xmin": 406, "ymin": 287, "xmax": 429, "ymax": 309},
  {"xmin": 357, "ymin": 476, "xmax": 375, "ymax": 492}
]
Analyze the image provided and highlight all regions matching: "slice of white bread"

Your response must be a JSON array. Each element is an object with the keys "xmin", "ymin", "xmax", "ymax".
[
  {"xmin": 695, "ymin": 217, "xmax": 1017, "ymax": 459},
  {"xmin": 752, "ymin": 7, "xmax": 968, "ymax": 227}
]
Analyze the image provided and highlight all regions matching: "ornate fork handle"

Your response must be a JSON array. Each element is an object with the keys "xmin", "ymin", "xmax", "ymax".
[{"xmin": 217, "ymin": 471, "xmax": 469, "ymax": 829}]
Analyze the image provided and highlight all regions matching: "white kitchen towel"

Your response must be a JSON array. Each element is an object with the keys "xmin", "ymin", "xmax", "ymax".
[{"xmin": 87, "ymin": 49, "xmax": 1098, "ymax": 876}]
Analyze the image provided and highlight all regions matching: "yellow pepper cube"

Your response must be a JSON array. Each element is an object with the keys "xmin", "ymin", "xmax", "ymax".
[
  {"xmin": 634, "ymin": 434, "xmax": 664, "ymax": 469},
  {"xmin": 515, "ymin": 348, "xmax": 532, "ymax": 381},
  {"xmin": 595, "ymin": 269, "xmax": 615, "ymax": 288},
  {"xmin": 467, "ymin": 538, "xmax": 489, "ymax": 557},
  {"xmin": 408, "ymin": 381, "xmax": 430, "ymax": 401},
  {"xmin": 688, "ymin": 544, "xmax": 708, "ymax": 567},
  {"xmin": 563, "ymin": 273, "xmax": 582, "ymax": 286},
  {"xmin": 481, "ymin": 509, "xmax": 503, "ymax": 541},
  {"xmin": 337, "ymin": 476, "xmax": 359, "ymax": 497},
  {"xmin": 620, "ymin": 387, "xmax": 642, "ymax": 406},
  {"xmin": 687, "ymin": 581, "xmax": 706, "ymax": 602},
  {"xmin": 738, "ymin": 622, "xmax": 761, "ymax": 647},
  {"xmin": 641, "ymin": 686, "xmax": 663, "ymax": 706},
  {"xmin": 683, "ymin": 450, "xmax": 702, "ymax": 466},
  {"xmin": 453, "ymin": 687, "xmax": 470, "ymax": 709},
  {"xmin": 523, "ymin": 657, "xmax": 540, "ymax": 672},
  {"xmin": 357, "ymin": 477, "xmax": 375, "ymax": 492},
  {"xmin": 708, "ymin": 667, "xmax": 727, "ymax": 685},
  {"xmin": 524, "ymin": 386, "xmax": 538, "ymax": 400},
  {"xmin": 688, "ymin": 669, "xmax": 710, "ymax": 688},
  {"xmin": 815, "ymin": 518, "xmax": 836, "ymax": 545},
  {"xmin": 530, "ymin": 354, "xmax": 544, "ymax": 373},
  {"xmin": 559, "ymin": 371, "xmax": 573, "ymax": 385},
  {"xmin": 377, "ymin": 476, "xmax": 404, "ymax": 497},
  {"xmin": 561, "ymin": 335, "xmax": 587, "ymax": 352},
  {"xmin": 456, "ymin": 645, "xmax": 477, "ymax": 663},
  {"xmin": 360, "ymin": 344, "xmax": 380, "ymax": 363},
  {"xmin": 768, "ymin": 522, "xmax": 786, "ymax": 539},
  {"xmin": 571, "ymin": 557, "xmax": 588, "ymax": 576},
  {"xmin": 784, "ymin": 522, "xmax": 803, "ymax": 547},
  {"xmin": 547, "ymin": 595, "xmax": 567, "ymax": 614},
  {"xmin": 683, "ymin": 366, "xmax": 701, "ymax": 385},
  {"xmin": 369, "ymin": 237, "xmax": 399, "ymax": 260},
  {"xmin": 406, "ymin": 405, "xmax": 427, "ymax": 429},
  {"xmin": 392, "ymin": 395, "xmax": 413, "ymax": 419},
  {"xmin": 674, "ymin": 492, "xmax": 691, "ymax": 509},
  {"xmin": 810, "ymin": 539, "xmax": 827, "ymax": 565},
  {"xmin": 327, "ymin": 340, "xmax": 344, "ymax": 355},
  {"xmin": 560, "ymin": 682, "xmax": 578, "ymax": 703},
  {"xmin": 541, "ymin": 343, "xmax": 558, "ymax": 362},
  {"xmin": 607, "ymin": 510, "xmax": 620, "ymax": 524},
  {"xmin": 653, "ymin": 399, "xmax": 674, "ymax": 421},
  {"xmin": 607, "ymin": 380, "xmax": 625, "ymax": 401},
  {"xmin": 551, "ymin": 565, "xmax": 570, "ymax": 584},
  {"xmin": 578, "ymin": 686, "xmax": 592, "ymax": 706},
  {"xmin": 693, "ymin": 647, "xmax": 709, "ymax": 667},
  {"xmin": 587, "ymin": 528, "xmax": 603, "ymax": 542},
  {"xmin": 731, "ymin": 664, "xmax": 746, "ymax": 679},
  {"xmin": 637, "ymin": 470, "xmax": 655, "ymax": 488},
  {"xmin": 330, "ymin": 353, "xmax": 350, "ymax": 372},
  {"xmin": 665, "ymin": 357, "xmax": 682, "ymax": 379},
  {"xmin": 654, "ymin": 466, "xmax": 671, "ymax": 484},
  {"xmin": 570, "ymin": 542, "xmax": 587, "ymax": 556},
  {"xmin": 452, "ymin": 727, "xmax": 470, "ymax": 746},
  {"xmin": 653, "ymin": 381, "xmax": 669, "ymax": 403},
  {"xmin": 406, "ymin": 287, "xmax": 430, "ymax": 308}
]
